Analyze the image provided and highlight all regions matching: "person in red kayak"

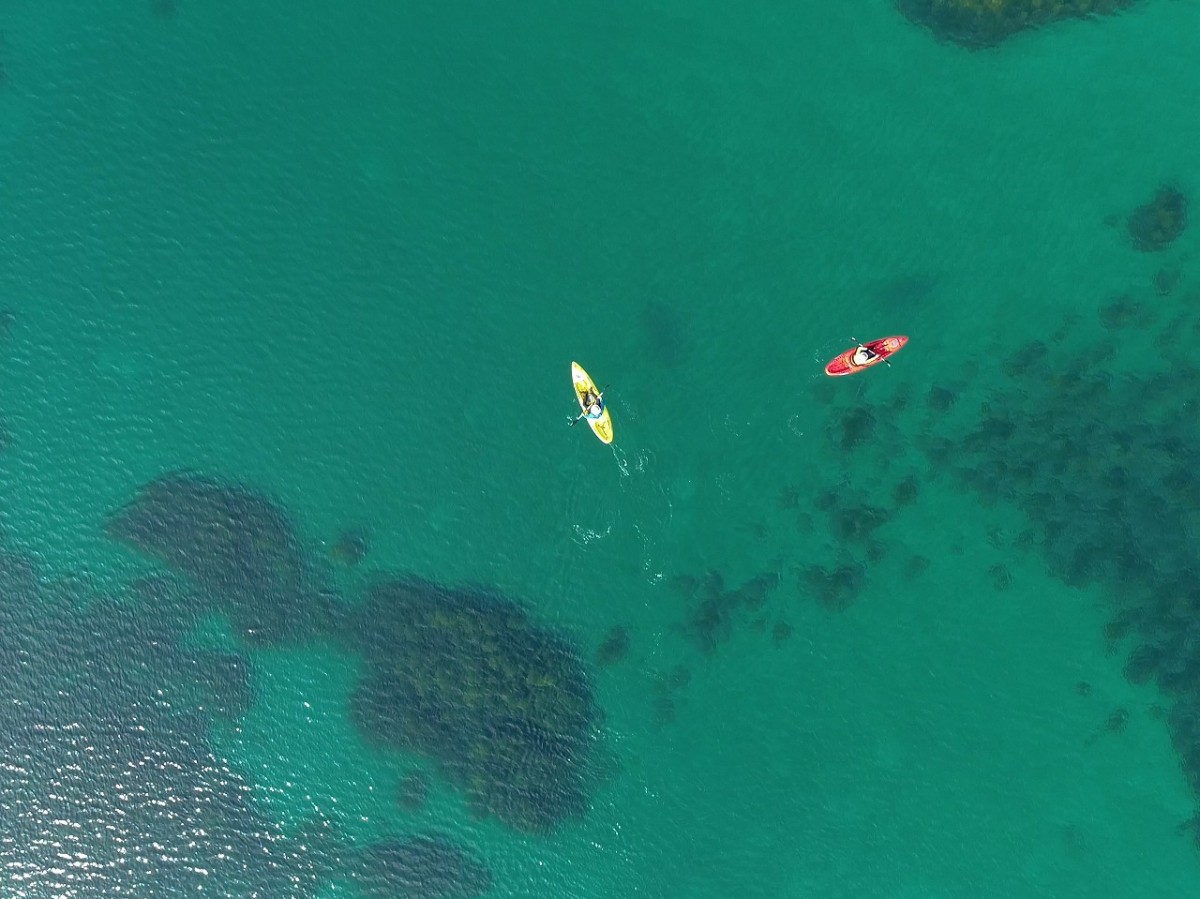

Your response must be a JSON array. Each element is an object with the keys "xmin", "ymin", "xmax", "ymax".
[{"xmin": 851, "ymin": 343, "xmax": 879, "ymax": 366}]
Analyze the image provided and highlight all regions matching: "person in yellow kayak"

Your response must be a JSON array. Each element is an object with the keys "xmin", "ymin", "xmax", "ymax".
[{"xmin": 570, "ymin": 388, "xmax": 605, "ymax": 426}]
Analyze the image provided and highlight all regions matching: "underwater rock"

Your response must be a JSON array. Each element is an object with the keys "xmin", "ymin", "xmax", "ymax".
[
  {"xmin": 1129, "ymin": 186, "xmax": 1188, "ymax": 252},
  {"xmin": 666, "ymin": 664, "xmax": 692, "ymax": 690},
  {"xmin": 595, "ymin": 625, "xmax": 631, "ymax": 667},
  {"xmin": 893, "ymin": 475, "xmax": 920, "ymax": 507},
  {"xmin": 1154, "ymin": 266, "xmax": 1183, "ymax": 296},
  {"xmin": 1099, "ymin": 295, "xmax": 1153, "ymax": 330},
  {"xmin": 1085, "ymin": 707, "xmax": 1130, "ymax": 747},
  {"xmin": 927, "ymin": 385, "xmax": 958, "ymax": 412},
  {"xmin": 772, "ymin": 621, "xmax": 794, "ymax": 644},
  {"xmin": 988, "ymin": 563, "xmax": 1013, "ymax": 591},
  {"xmin": 344, "ymin": 575, "xmax": 598, "ymax": 834},
  {"xmin": 830, "ymin": 504, "xmax": 890, "ymax": 543},
  {"xmin": 815, "ymin": 489, "xmax": 840, "ymax": 512},
  {"xmin": 865, "ymin": 540, "xmax": 890, "ymax": 563},
  {"xmin": 735, "ymin": 572, "xmax": 778, "ymax": 610},
  {"xmin": 1002, "ymin": 340, "xmax": 1049, "ymax": 378},
  {"xmin": 835, "ymin": 407, "xmax": 876, "ymax": 450},
  {"xmin": 904, "ymin": 554, "xmax": 931, "ymax": 579},
  {"xmin": 800, "ymin": 561, "xmax": 866, "ymax": 612},
  {"xmin": 678, "ymin": 571, "xmax": 780, "ymax": 655},
  {"xmin": 1124, "ymin": 644, "xmax": 1162, "ymax": 685},
  {"xmin": 684, "ymin": 592, "xmax": 735, "ymax": 656},
  {"xmin": 897, "ymin": 0, "xmax": 1138, "ymax": 49},
  {"xmin": 329, "ymin": 528, "xmax": 371, "ymax": 567},
  {"xmin": 668, "ymin": 572, "xmax": 700, "ymax": 599}
]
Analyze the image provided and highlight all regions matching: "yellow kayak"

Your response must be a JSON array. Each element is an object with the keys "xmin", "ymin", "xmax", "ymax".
[{"xmin": 571, "ymin": 361, "xmax": 613, "ymax": 444}]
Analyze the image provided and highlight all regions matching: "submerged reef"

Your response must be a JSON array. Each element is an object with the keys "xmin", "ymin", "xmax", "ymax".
[
  {"xmin": 351, "ymin": 835, "xmax": 492, "ymax": 899},
  {"xmin": 928, "ymin": 324, "xmax": 1200, "ymax": 843},
  {"xmin": 896, "ymin": 0, "xmax": 1137, "ymax": 48},
  {"xmin": 1128, "ymin": 186, "xmax": 1188, "ymax": 252},
  {"xmin": 342, "ymin": 576, "xmax": 599, "ymax": 834},
  {"xmin": 105, "ymin": 472, "xmax": 601, "ymax": 841},
  {"xmin": 105, "ymin": 471, "xmax": 329, "ymax": 643}
]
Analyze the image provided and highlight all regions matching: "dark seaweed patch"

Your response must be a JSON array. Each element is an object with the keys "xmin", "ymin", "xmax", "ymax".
[
  {"xmin": 105, "ymin": 471, "xmax": 327, "ymax": 644},
  {"xmin": 830, "ymin": 504, "xmax": 890, "ymax": 543},
  {"xmin": 595, "ymin": 625, "xmax": 631, "ymax": 667},
  {"xmin": 893, "ymin": 475, "xmax": 920, "ymax": 507},
  {"xmin": 927, "ymin": 385, "xmax": 958, "ymax": 413},
  {"xmin": 1129, "ymin": 186, "xmax": 1188, "ymax": 252},
  {"xmin": 927, "ymin": 330, "xmax": 1200, "ymax": 844},
  {"xmin": 341, "ymin": 576, "xmax": 597, "ymax": 834},
  {"xmin": 800, "ymin": 561, "xmax": 866, "ymax": 612},
  {"xmin": 675, "ymin": 571, "xmax": 781, "ymax": 655},
  {"xmin": 897, "ymin": 0, "xmax": 1138, "ymax": 49},
  {"xmin": 329, "ymin": 527, "xmax": 371, "ymax": 567},
  {"xmin": 835, "ymin": 407, "xmax": 876, "ymax": 450}
]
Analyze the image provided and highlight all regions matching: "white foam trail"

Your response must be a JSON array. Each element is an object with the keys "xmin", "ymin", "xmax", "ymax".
[
  {"xmin": 612, "ymin": 443, "xmax": 630, "ymax": 478},
  {"xmin": 570, "ymin": 522, "xmax": 612, "ymax": 547}
]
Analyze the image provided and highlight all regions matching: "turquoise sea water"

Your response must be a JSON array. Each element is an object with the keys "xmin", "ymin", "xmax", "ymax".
[{"xmin": 2, "ymin": 1, "xmax": 1200, "ymax": 896}]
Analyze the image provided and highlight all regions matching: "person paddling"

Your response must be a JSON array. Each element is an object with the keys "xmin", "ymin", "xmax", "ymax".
[
  {"xmin": 570, "ymin": 389, "xmax": 604, "ymax": 426},
  {"xmin": 824, "ymin": 336, "xmax": 907, "ymax": 377},
  {"xmin": 851, "ymin": 343, "xmax": 879, "ymax": 366}
]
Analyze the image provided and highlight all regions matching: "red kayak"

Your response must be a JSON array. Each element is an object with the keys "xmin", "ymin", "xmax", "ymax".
[{"xmin": 824, "ymin": 336, "xmax": 908, "ymax": 377}]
